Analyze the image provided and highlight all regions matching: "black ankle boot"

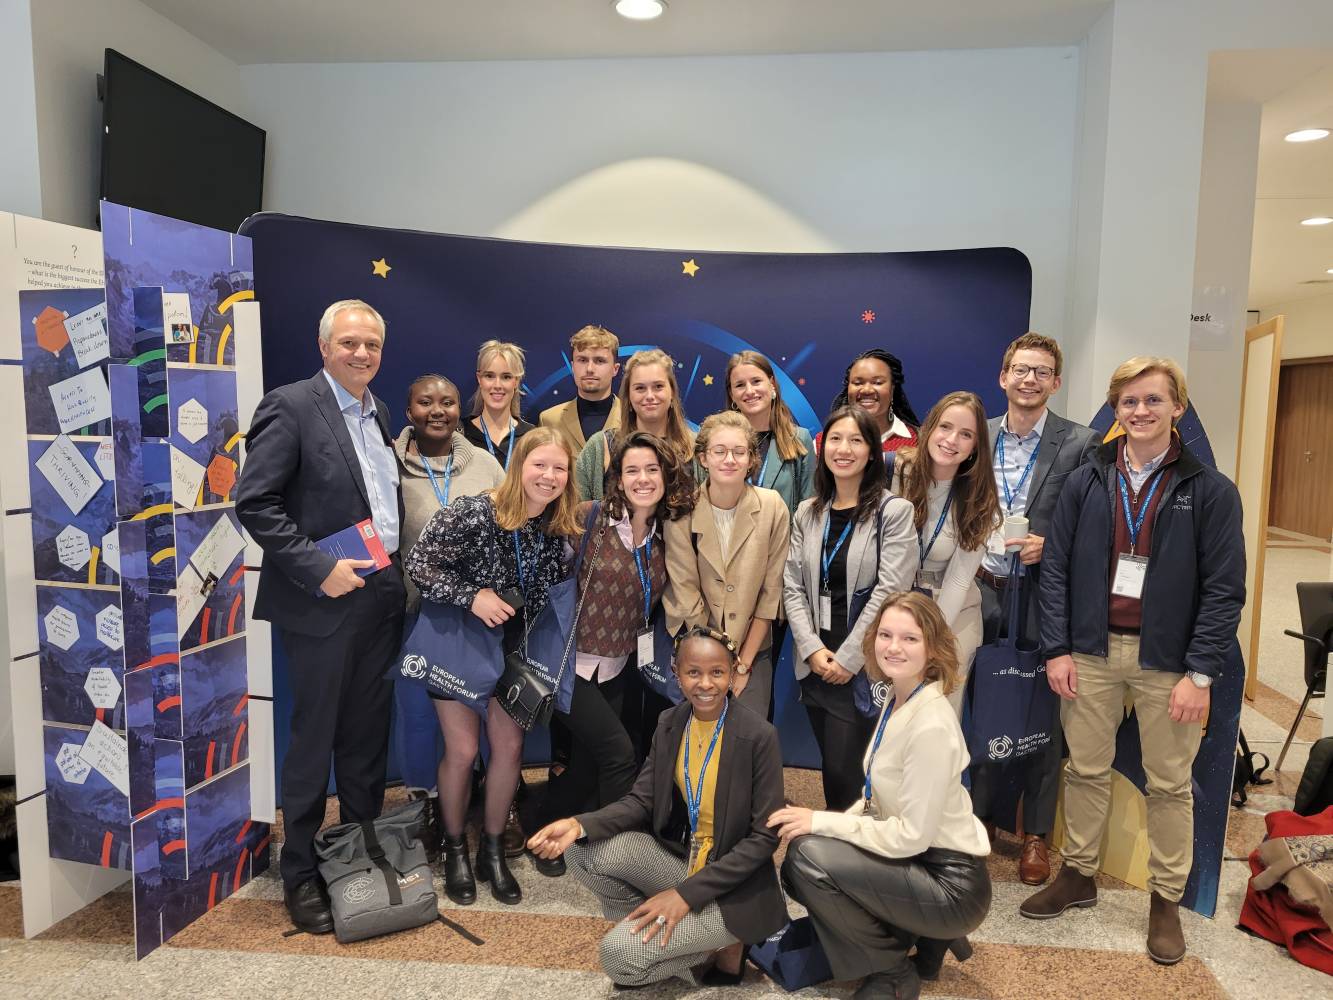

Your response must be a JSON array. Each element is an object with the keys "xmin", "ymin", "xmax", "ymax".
[
  {"xmin": 912, "ymin": 936, "xmax": 973, "ymax": 981},
  {"xmin": 441, "ymin": 833, "xmax": 477, "ymax": 906},
  {"xmin": 475, "ymin": 833, "xmax": 522, "ymax": 905}
]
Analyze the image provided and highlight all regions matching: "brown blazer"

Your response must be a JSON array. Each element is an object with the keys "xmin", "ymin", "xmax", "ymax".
[
  {"xmin": 663, "ymin": 485, "xmax": 790, "ymax": 648},
  {"xmin": 538, "ymin": 396, "xmax": 624, "ymax": 454},
  {"xmin": 575, "ymin": 699, "xmax": 788, "ymax": 943}
]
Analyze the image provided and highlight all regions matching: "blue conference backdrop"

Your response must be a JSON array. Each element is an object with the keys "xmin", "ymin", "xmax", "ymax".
[{"xmin": 239, "ymin": 213, "xmax": 1032, "ymax": 782}]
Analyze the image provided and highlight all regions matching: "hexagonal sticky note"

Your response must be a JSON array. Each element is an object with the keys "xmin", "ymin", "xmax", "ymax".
[
  {"xmin": 84, "ymin": 665, "xmax": 121, "ymax": 708},
  {"xmin": 95, "ymin": 606, "xmax": 123, "ymax": 651},
  {"xmin": 56, "ymin": 525, "xmax": 91, "ymax": 571},
  {"xmin": 43, "ymin": 604, "xmax": 79, "ymax": 650},
  {"xmin": 207, "ymin": 455, "xmax": 237, "ymax": 499},
  {"xmin": 56, "ymin": 742, "xmax": 91, "ymax": 784},
  {"xmin": 35, "ymin": 306, "xmax": 70, "ymax": 355},
  {"xmin": 102, "ymin": 528, "xmax": 121, "ymax": 576},
  {"xmin": 94, "ymin": 439, "xmax": 116, "ymax": 480},
  {"xmin": 176, "ymin": 398, "xmax": 209, "ymax": 444}
]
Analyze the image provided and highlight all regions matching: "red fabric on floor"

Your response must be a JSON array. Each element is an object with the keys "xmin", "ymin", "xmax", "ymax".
[{"xmin": 1238, "ymin": 806, "xmax": 1333, "ymax": 977}]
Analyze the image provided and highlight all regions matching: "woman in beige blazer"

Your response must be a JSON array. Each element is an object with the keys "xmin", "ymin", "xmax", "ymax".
[
  {"xmin": 664, "ymin": 411, "xmax": 790, "ymax": 717},
  {"xmin": 771, "ymin": 592, "xmax": 991, "ymax": 1000},
  {"xmin": 783, "ymin": 406, "xmax": 917, "ymax": 810}
]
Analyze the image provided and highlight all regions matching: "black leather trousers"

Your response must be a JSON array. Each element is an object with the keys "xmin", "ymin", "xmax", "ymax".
[{"xmin": 782, "ymin": 834, "xmax": 991, "ymax": 980}]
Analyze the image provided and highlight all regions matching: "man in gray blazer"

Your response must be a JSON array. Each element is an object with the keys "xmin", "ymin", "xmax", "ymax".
[{"xmin": 970, "ymin": 333, "xmax": 1098, "ymax": 885}]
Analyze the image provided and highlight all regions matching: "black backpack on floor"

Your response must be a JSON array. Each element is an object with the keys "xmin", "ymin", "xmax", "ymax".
[
  {"xmin": 1232, "ymin": 728, "xmax": 1273, "ymax": 808},
  {"xmin": 1295, "ymin": 736, "xmax": 1333, "ymax": 816}
]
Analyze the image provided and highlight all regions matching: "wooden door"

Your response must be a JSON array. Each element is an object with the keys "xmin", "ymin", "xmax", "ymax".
[{"xmin": 1269, "ymin": 357, "xmax": 1333, "ymax": 539}]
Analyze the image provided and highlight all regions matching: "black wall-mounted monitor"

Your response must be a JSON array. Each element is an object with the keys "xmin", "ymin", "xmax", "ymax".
[{"xmin": 99, "ymin": 49, "xmax": 266, "ymax": 232}]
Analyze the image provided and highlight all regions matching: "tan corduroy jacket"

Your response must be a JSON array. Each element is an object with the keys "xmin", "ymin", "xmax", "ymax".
[
  {"xmin": 538, "ymin": 396, "xmax": 624, "ymax": 454},
  {"xmin": 663, "ymin": 485, "xmax": 790, "ymax": 649}
]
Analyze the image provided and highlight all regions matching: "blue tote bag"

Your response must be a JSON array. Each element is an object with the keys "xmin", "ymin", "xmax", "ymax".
[
  {"xmin": 635, "ymin": 609, "xmax": 685, "ymax": 704},
  {"xmin": 749, "ymin": 917, "xmax": 834, "ymax": 992},
  {"xmin": 965, "ymin": 556, "xmax": 1057, "ymax": 764},
  {"xmin": 395, "ymin": 600, "xmax": 504, "ymax": 713}
]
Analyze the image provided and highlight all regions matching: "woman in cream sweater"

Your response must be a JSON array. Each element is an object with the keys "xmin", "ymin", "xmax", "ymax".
[{"xmin": 770, "ymin": 592, "xmax": 991, "ymax": 1000}]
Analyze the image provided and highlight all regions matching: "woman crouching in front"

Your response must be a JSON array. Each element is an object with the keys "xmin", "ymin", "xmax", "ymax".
[
  {"xmin": 770, "ymin": 592, "xmax": 991, "ymax": 1000},
  {"xmin": 527, "ymin": 627, "xmax": 786, "ymax": 988}
]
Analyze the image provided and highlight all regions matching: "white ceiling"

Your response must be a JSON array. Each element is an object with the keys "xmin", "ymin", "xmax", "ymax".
[
  {"xmin": 138, "ymin": 0, "xmax": 1110, "ymax": 64},
  {"xmin": 1245, "ymin": 59, "xmax": 1333, "ymax": 308}
]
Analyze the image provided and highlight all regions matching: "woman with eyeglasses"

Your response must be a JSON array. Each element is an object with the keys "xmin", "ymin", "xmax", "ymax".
[
  {"xmin": 783, "ymin": 406, "xmax": 918, "ymax": 809},
  {"xmin": 772, "ymin": 593, "xmax": 992, "ymax": 1000},
  {"xmin": 889, "ymin": 392, "xmax": 1001, "ymax": 712},
  {"xmin": 576, "ymin": 348, "xmax": 695, "ymax": 502},
  {"xmin": 463, "ymin": 340, "xmax": 536, "ymax": 472},
  {"xmin": 528, "ymin": 626, "xmax": 787, "ymax": 988},
  {"xmin": 664, "ymin": 411, "xmax": 791, "ymax": 716}
]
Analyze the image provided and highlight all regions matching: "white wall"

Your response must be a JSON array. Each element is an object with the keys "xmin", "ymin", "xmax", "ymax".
[
  {"xmin": 1064, "ymin": 0, "xmax": 1333, "ymax": 437},
  {"xmin": 242, "ymin": 47, "xmax": 1081, "ymax": 366},
  {"xmin": 28, "ymin": 0, "xmax": 247, "ymax": 228},
  {"xmin": 0, "ymin": 0, "xmax": 42, "ymax": 219},
  {"xmin": 1187, "ymin": 98, "xmax": 1263, "ymax": 480},
  {"xmin": 1261, "ymin": 292, "xmax": 1333, "ymax": 359}
]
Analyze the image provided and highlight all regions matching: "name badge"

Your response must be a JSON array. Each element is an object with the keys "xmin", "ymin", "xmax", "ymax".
[
  {"xmin": 637, "ymin": 629, "xmax": 654, "ymax": 667},
  {"xmin": 1112, "ymin": 554, "xmax": 1149, "ymax": 599},
  {"xmin": 985, "ymin": 526, "xmax": 1007, "ymax": 557},
  {"xmin": 818, "ymin": 592, "xmax": 832, "ymax": 631}
]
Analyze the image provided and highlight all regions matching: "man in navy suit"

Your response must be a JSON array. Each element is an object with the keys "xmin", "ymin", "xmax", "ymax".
[
  {"xmin": 237, "ymin": 299, "xmax": 406, "ymax": 933},
  {"xmin": 970, "ymin": 333, "xmax": 1098, "ymax": 886}
]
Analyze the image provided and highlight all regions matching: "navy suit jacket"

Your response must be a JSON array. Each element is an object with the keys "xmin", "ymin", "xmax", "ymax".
[{"xmin": 237, "ymin": 371, "xmax": 403, "ymax": 638}]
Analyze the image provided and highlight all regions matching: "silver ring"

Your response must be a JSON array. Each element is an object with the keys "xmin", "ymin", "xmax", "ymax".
[{"xmin": 655, "ymin": 915, "xmax": 667, "ymax": 926}]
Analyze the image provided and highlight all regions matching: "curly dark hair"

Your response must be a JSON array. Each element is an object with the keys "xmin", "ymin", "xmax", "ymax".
[{"xmin": 603, "ymin": 430, "xmax": 697, "ymax": 524}]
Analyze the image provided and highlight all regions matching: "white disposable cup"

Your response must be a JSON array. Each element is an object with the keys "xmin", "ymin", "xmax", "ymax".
[{"xmin": 1003, "ymin": 514, "xmax": 1030, "ymax": 543}]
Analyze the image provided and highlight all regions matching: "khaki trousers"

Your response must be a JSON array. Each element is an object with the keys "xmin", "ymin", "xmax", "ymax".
[{"xmin": 1061, "ymin": 632, "xmax": 1203, "ymax": 901}]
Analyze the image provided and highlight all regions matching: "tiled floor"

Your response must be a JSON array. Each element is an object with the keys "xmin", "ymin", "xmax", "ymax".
[{"xmin": 1, "ymin": 544, "xmax": 1329, "ymax": 999}]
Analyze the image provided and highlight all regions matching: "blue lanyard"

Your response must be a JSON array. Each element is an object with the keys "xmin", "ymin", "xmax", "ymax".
[
  {"xmin": 821, "ymin": 514, "xmax": 854, "ymax": 590},
  {"xmin": 919, "ymin": 488, "xmax": 954, "ymax": 564},
  {"xmin": 511, "ymin": 529, "xmax": 529, "ymax": 594},
  {"xmin": 862, "ymin": 682, "xmax": 925, "ymax": 807},
  {"xmin": 684, "ymin": 700, "xmax": 728, "ymax": 835},
  {"xmin": 1118, "ymin": 469, "xmax": 1164, "ymax": 555},
  {"xmin": 482, "ymin": 417, "xmax": 516, "ymax": 471},
  {"xmin": 631, "ymin": 534, "xmax": 653, "ymax": 626},
  {"xmin": 750, "ymin": 439, "xmax": 774, "ymax": 486},
  {"xmin": 996, "ymin": 432, "xmax": 1040, "ymax": 513},
  {"xmin": 421, "ymin": 452, "xmax": 454, "ymax": 509}
]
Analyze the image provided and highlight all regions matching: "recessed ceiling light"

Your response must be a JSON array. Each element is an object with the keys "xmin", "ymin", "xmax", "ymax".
[
  {"xmin": 1285, "ymin": 128, "xmax": 1330, "ymax": 143},
  {"xmin": 614, "ymin": 0, "xmax": 666, "ymax": 20},
  {"xmin": 1301, "ymin": 217, "xmax": 1333, "ymax": 226}
]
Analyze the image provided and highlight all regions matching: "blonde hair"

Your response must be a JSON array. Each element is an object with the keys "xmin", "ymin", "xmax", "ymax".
[
  {"xmin": 471, "ymin": 340, "xmax": 526, "ymax": 418},
  {"xmin": 569, "ymin": 325, "xmax": 619, "ymax": 354},
  {"xmin": 489, "ymin": 427, "xmax": 584, "ymax": 537},
  {"xmin": 618, "ymin": 349, "xmax": 694, "ymax": 464},
  {"xmin": 318, "ymin": 299, "xmax": 385, "ymax": 343},
  {"xmin": 1106, "ymin": 356, "xmax": 1189, "ymax": 416},
  {"xmin": 724, "ymin": 351, "xmax": 808, "ymax": 462},
  {"xmin": 695, "ymin": 410, "xmax": 760, "ymax": 480},
  {"xmin": 861, "ymin": 592, "xmax": 961, "ymax": 696}
]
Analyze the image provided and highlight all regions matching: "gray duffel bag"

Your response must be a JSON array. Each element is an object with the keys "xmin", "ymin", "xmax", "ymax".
[{"xmin": 314, "ymin": 799, "xmax": 438, "ymax": 943}]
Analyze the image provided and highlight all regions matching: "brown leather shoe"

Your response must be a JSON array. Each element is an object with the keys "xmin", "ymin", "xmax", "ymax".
[
  {"xmin": 1019, "ymin": 835, "xmax": 1050, "ymax": 885},
  {"xmin": 1147, "ymin": 891, "xmax": 1186, "ymax": 964},
  {"xmin": 1019, "ymin": 864, "xmax": 1097, "ymax": 919},
  {"xmin": 502, "ymin": 802, "xmax": 525, "ymax": 859}
]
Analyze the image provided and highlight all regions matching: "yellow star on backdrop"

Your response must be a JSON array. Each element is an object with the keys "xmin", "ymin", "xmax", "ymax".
[
  {"xmin": 681, "ymin": 258, "xmax": 700, "ymax": 277},
  {"xmin": 702, "ymin": 374, "xmax": 714, "ymax": 386},
  {"xmin": 371, "ymin": 257, "xmax": 392, "ymax": 278}
]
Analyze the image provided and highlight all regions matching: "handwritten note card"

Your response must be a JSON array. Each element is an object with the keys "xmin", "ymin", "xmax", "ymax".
[
  {"xmin": 35, "ymin": 435, "xmax": 102, "ymax": 515},
  {"xmin": 78, "ymin": 720, "xmax": 129, "ymax": 796},
  {"xmin": 47, "ymin": 368, "xmax": 111, "ymax": 434},
  {"xmin": 65, "ymin": 302, "xmax": 109, "ymax": 368}
]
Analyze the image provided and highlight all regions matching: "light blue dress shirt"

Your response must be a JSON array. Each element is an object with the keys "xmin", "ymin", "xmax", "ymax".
[
  {"xmin": 982, "ymin": 409, "xmax": 1047, "ymax": 576},
  {"xmin": 323, "ymin": 369, "xmax": 401, "ymax": 554}
]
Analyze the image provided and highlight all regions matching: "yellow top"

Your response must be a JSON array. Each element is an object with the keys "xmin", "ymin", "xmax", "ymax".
[{"xmin": 674, "ymin": 714, "xmax": 725, "ymax": 876}]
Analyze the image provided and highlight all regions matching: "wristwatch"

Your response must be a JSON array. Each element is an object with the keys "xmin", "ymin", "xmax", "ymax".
[
  {"xmin": 1186, "ymin": 671, "xmax": 1213, "ymax": 689},
  {"xmin": 735, "ymin": 661, "xmax": 751, "ymax": 676}
]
